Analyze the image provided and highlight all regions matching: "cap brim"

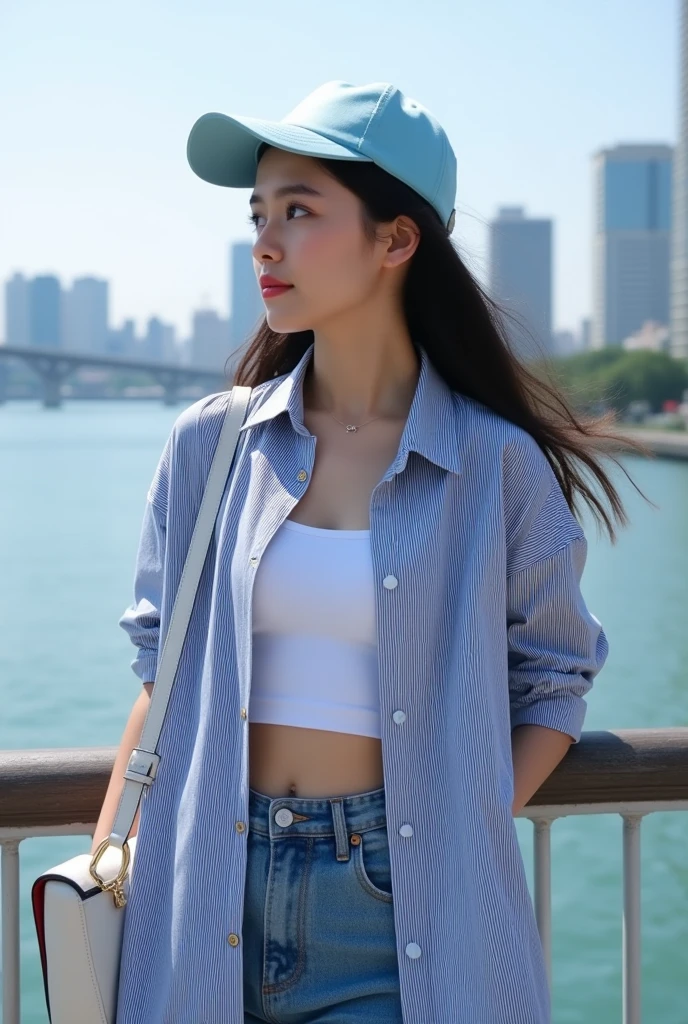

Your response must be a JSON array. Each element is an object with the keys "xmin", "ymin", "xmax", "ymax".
[{"xmin": 187, "ymin": 112, "xmax": 372, "ymax": 187}]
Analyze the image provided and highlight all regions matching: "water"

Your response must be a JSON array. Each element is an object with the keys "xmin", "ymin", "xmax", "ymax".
[{"xmin": 1, "ymin": 400, "xmax": 687, "ymax": 1023}]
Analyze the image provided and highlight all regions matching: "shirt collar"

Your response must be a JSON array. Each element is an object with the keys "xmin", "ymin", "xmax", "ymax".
[{"xmin": 240, "ymin": 342, "xmax": 463, "ymax": 476}]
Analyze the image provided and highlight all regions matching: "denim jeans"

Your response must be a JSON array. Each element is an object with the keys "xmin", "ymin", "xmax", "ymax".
[{"xmin": 242, "ymin": 785, "xmax": 404, "ymax": 1023}]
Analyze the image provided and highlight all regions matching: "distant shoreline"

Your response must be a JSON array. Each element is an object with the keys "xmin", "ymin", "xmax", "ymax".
[{"xmin": 618, "ymin": 427, "xmax": 688, "ymax": 460}]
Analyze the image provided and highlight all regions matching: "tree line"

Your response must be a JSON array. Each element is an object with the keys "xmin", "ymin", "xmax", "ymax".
[{"xmin": 539, "ymin": 348, "xmax": 688, "ymax": 416}]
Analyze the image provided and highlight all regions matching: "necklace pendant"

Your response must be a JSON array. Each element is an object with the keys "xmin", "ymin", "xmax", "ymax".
[{"xmin": 346, "ymin": 424, "xmax": 357, "ymax": 433}]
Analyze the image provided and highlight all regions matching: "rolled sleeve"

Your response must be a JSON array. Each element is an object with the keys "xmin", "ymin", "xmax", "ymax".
[
  {"xmin": 506, "ymin": 536, "xmax": 609, "ymax": 744},
  {"xmin": 118, "ymin": 495, "xmax": 167, "ymax": 684}
]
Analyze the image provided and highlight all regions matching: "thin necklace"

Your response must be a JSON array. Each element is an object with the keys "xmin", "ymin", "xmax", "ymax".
[
  {"xmin": 328, "ymin": 411, "xmax": 384, "ymax": 433},
  {"xmin": 304, "ymin": 371, "xmax": 383, "ymax": 433}
]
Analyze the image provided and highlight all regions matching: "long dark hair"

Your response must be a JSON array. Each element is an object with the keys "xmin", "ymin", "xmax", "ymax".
[{"xmin": 232, "ymin": 150, "xmax": 650, "ymax": 542}]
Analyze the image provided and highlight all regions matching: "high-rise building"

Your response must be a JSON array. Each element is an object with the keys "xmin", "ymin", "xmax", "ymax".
[
  {"xmin": 552, "ymin": 330, "xmax": 578, "ymax": 357},
  {"xmin": 107, "ymin": 319, "xmax": 138, "ymax": 359},
  {"xmin": 4, "ymin": 272, "xmax": 30, "ymax": 346},
  {"xmin": 142, "ymin": 317, "xmax": 178, "ymax": 363},
  {"xmin": 229, "ymin": 241, "xmax": 264, "ymax": 353},
  {"xmin": 28, "ymin": 275, "xmax": 62, "ymax": 348},
  {"xmin": 190, "ymin": 309, "xmax": 230, "ymax": 371},
  {"xmin": 671, "ymin": 0, "xmax": 688, "ymax": 359},
  {"xmin": 592, "ymin": 143, "xmax": 672, "ymax": 348},
  {"xmin": 161, "ymin": 323, "xmax": 178, "ymax": 363},
  {"xmin": 62, "ymin": 276, "xmax": 109, "ymax": 354},
  {"xmin": 579, "ymin": 317, "xmax": 592, "ymax": 350},
  {"xmin": 488, "ymin": 206, "xmax": 553, "ymax": 361}
]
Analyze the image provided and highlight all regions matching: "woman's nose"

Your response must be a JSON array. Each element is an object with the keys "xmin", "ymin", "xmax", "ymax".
[{"xmin": 253, "ymin": 225, "xmax": 282, "ymax": 263}]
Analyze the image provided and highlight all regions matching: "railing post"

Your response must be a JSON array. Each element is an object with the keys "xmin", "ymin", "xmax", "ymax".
[
  {"xmin": 533, "ymin": 817, "xmax": 553, "ymax": 990},
  {"xmin": 622, "ymin": 813, "xmax": 643, "ymax": 1024},
  {"xmin": 1, "ymin": 840, "xmax": 21, "ymax": 1024}
]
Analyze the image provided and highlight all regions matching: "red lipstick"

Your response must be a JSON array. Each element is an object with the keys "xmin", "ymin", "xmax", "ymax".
[{"xmin": 259, "ymin": 274, "xmax": 293, "ymax": 299}]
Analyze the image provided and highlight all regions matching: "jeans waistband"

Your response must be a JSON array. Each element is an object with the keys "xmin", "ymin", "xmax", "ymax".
[{"xmin": 248, "ymin": 785, "xmax": 387, "ymax": 859}]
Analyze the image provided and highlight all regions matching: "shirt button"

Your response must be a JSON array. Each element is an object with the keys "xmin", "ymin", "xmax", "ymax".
[
  {"xmin": 399, "ymin": 823, "xmax": 414, "ymax": 837},
  {"xmin": 235, "ymin": 821, "xmax": 246, "ymax": 833},
  {"xmin": 392, "ymin": 709, "xmax": 407, "ymax": 725},
  {"xmin": 297, "ymin": 469, "xmax": 308, "ymax": 482},
  {"xmin": 227, "ymin": 933, "xmax": 240, "ymax": 947},
  {"xmin": 383, "ymin": 575, "xmax": 398, "ymax": 589},
  {"xmin": 240, "ymin": 707, "xmax": 247, "ymax": 719},
  {"xmin": 275, "ymin": 808, "xmax": 294, "ymax": 827},
  {"xmin": 405, "ymin": 942, "xmax": 422, "ymax": 959},
  {"xmin": 249, "ymin": 556, "xmax": 259, "ymax": 567}
]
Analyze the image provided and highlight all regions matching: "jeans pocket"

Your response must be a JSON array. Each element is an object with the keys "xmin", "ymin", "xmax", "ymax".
[{"xmin": 351, "ymin": 824, "xmax": 393, "ymax": 903}]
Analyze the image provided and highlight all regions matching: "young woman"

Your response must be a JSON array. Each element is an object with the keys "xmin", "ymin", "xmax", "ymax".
[{"xmin": 93, "ymin": 82, "xmax": 644, "ymax": 1024}]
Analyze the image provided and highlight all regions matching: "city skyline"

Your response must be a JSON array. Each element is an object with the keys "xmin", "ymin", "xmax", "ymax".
[
  {"xmin": 0, "ymin": 0, "xmax": 677, "ymax": 341},
  {"xmin": 4, "ymin": 241, "xmax": 263, "ymax": 371},
  {"xmin": 3, "ymin": 149, "xmax": 674, "ymax": 364}
]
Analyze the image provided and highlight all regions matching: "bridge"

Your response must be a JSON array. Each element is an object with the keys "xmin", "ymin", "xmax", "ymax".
[{"xmin": 0, "ymin": 344, "xmax": 230, "ymax": 407}]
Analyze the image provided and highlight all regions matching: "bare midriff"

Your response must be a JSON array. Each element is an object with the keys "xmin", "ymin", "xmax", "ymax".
[{"xmin": 248, "ymin": 723, "xmax": 385, "ymax": 798}]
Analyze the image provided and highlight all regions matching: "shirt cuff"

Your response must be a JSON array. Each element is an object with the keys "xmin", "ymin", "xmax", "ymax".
[
  {"xmin": 511, "ymin": 693, "xmax": 587, "ymax": 744},
  {"xmin": 131, "ymin": 651, "xmax": 158, "ymax": 684}
]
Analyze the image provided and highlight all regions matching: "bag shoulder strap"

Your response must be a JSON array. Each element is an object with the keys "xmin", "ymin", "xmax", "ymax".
[{"xmin": 109, "ymin": 384, "xmax": 252, "ymax": 848}]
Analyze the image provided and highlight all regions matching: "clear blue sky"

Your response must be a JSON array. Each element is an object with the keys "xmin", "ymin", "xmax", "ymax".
[{"xmin": 0, "ymin": 0, "xmax": 678, "ymax": 341}]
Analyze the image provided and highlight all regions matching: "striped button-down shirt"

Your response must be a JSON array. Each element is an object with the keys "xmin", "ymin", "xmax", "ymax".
[{"xmin": 117, "ymin": 342, "xmax": 608, "ymax": 1024}]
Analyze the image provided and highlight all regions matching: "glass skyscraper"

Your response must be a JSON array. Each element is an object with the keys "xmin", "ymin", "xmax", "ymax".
[
  {"xmin": 592, "ymin": 144, "xmax": 672, "ymax": 348},
  {"xmin": 671, "ymin": 0, "xmax": 688, "ymax": 359},
  {"xmin": 62, "ymin": 276, "xmax": 109, "ymax": 354},
  {"xmin": 229, "ymin": 241, "xmax": 264, "ymax": 354},
  {"xmin": 4, "ymin": 273, "xmax": 30, "ymax": 347},
  {"xmin": 28, "ymin": 275, "xmax": 62, "ymax": 349},
  {"xmin": 488, "ymin": 206, "xmax": 553, "ymax": 362}
]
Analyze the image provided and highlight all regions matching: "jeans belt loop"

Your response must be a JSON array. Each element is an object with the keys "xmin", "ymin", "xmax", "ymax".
[{"xmin": 329, "ymin": 798, "xmax": 350, "ymax": 861}]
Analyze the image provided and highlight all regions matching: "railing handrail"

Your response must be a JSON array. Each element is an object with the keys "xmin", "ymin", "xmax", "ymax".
[
  {"xmin": 1, "ymin": 728, "xmax": 688, "ymax": 829},
  {"xmin": 3, "ymin": 727, "xmax": 688, "ymax": 1024}
]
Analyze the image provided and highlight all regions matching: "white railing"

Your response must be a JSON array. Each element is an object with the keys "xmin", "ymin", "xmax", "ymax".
[
  {"xmin": 2, "ymin": 731, "xmax": 688, "ymax": 1024},
  {"xmin": 519, "ymin": 800, "xmax": 688, "ymax": 1024}
]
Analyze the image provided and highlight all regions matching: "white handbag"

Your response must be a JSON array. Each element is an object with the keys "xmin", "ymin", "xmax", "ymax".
[{"xmin": 31, "ymin": 385, "xmax": 252, "ymax": 1024}]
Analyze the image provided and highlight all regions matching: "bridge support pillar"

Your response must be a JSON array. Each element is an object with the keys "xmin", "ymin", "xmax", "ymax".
[
  {"xmin": 155, "ymin": 370, "xmax": 181, "ymax": 406},
  {"xmin": 162, "ymin": 381, "xmax": 179, "ymax": 406},
  {"xmin": 29, "ymin": 357, "xmax": 74, "ymax": 409},
  {"xmin": 43, "ymin": 375, "xmax": 63, "ymax": 408}
]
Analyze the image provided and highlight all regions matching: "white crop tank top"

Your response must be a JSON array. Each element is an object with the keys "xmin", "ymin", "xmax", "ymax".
[{"xmin": 250, "ymin": 518, "xmax": 380, "ymax": 738}]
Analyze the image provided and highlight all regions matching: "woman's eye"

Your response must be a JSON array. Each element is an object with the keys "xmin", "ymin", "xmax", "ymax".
[
  {"xmin": 246, "ymin": 204, "xmax": 309, "ymax": 230},
  {"xmin": 286, "ymin": 203, "xmax": 308, "ymax": 219}
]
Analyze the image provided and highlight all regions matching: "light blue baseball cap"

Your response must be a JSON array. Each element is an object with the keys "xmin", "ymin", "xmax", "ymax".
[{"xmin": 186, "ymin": 81, "xmax": 457, "ymax": 233}]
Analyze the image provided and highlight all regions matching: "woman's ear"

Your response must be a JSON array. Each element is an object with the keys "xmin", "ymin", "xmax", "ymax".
[{"xmin": 381, "ymin": 215, "xmax": 421, "ymax": 268}]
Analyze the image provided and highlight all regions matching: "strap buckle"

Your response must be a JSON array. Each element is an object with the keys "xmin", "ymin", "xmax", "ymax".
[{"xmin": 123, "ymin": 747, "xmax": 160, "ymax": 786}]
